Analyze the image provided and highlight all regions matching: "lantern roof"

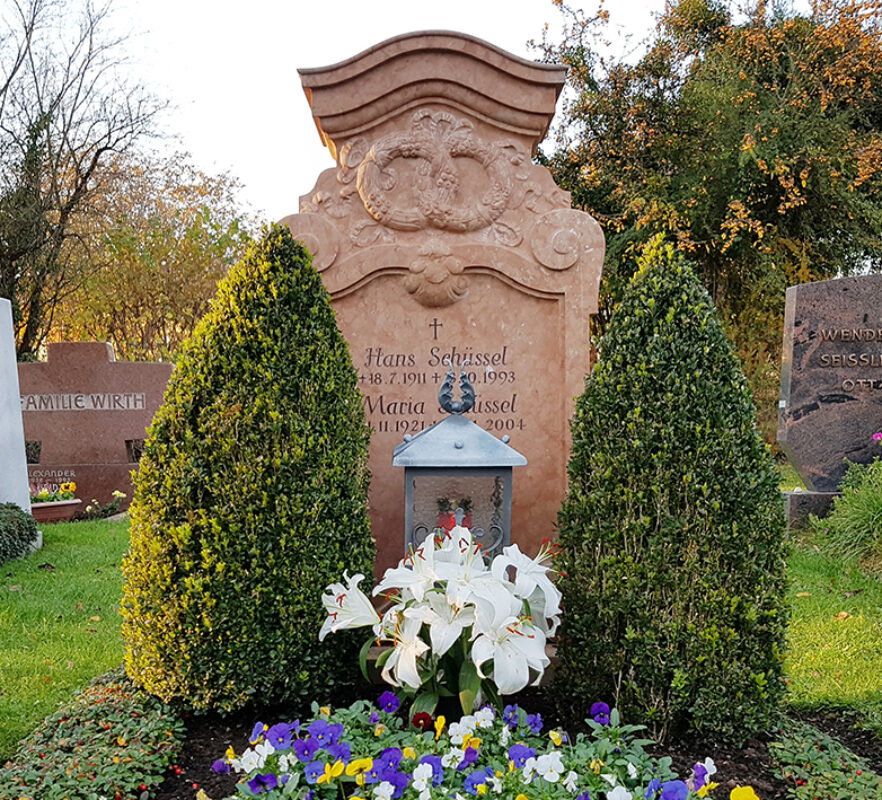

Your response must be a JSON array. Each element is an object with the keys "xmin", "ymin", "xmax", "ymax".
[{"xmin": 392, "ymin": 413, "xmax": 527, "ymax": 468}]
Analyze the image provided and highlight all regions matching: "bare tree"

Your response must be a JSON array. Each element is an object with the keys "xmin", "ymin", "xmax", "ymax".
[{"xmin": 0, "ymin": 0, "xmax": 165, "ymax": 358}]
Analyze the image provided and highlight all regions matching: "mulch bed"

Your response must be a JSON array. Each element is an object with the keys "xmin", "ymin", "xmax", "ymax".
[{"xmin": 150, "ymin": 688, "xmax": 882, "ymax": 800}]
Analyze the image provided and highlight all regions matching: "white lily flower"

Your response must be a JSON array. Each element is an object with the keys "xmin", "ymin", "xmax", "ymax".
[
  {"xmin": 381, "ymin": 614, "xmax": 429, "ymax": 689},
  {"xmin": 563, "ymin": 771, "xmax": 579, "ymax": 793},
  {"xmin": 471, "ymin": 616, "xmax": 550, "ymax": 695},
  {"xmin": 404, "ymin": 589, "xmax": 475, "ymax": 657},
  {"xmin": 491, "ymin": 543, "xmax": 562, "ymax": 620},
  {"xmin": 373, "ymin": 535, "xmax": 441, "ymax": 603},
  {"xmin": 521, "ymin": 584, "xmax": 562, "ymax": 636},
  {"xmin": 319, "ymin": 572, "xmax": 380, "ymax": 641},
  {"xmin": 535, "ymin": 752, "xmax": 564, "ymax": 783},
  {"xmin": 607, "ymin": 787, "xmax": 632, "ymax": 800},
  {"xmin": 373, "ymin": 781, "xmax": 395, "ymax": 800}
]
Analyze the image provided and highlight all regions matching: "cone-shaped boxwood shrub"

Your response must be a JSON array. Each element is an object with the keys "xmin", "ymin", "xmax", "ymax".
[
  {"xmin": 554, "ymin": 238, "xmax": 787, "ymax": 745},
  {"xmin": 121, "ymin": 225, "xmax": 374, "ymax": 712}
]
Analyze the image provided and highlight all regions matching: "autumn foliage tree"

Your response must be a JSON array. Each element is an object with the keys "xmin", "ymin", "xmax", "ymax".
[
  {"xmin": 539, "ymin": 0, "xmax": 882, "ymax": 438},
  {"xmin": 51, "ymin": 152, "xmax": 254, "ymax": 361}
]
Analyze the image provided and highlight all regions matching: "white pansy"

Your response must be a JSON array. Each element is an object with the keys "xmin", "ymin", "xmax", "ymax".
[
  {"xmin": 499, "ymin": 725, "xmax": 511, "ymax": 746},
  {"xmin": 319, "ymin": 572, "xmax": 380, "ymax": 640},
  {"xmin": 381, "ymin": 614, "xmax": 429, "ymax": 689},
  {"xmin": 602, "ymin": 773, "xmax": 617, "ymax": 787},
  {"xmin": 373, "ymin": 781, "xmax": 395, "ymax": 800},
  {"xmin": 474, "ymin": 707, "xmax": 495, "ymax": 728},
  {"xmin": 607, "ymin": 787, "xmax": 633, "ymax": 800},
  {"xmin": 412, "ymin": 762, "xmax": 433, "ymax": 792},
  {"xmin": 448, "ymin": 717, "xmax": 476, "ymax": 744},
  {"xmin": 522, "ymin": 757, "xmax": 537, "ymax": 783},
  {"xmin": 441, "ymin": 748, "xmax": 465, "ymax": 769},
  {"xmin": 535, "ymin": 752, "xmax": 564, "ymax": 783},
  {"xmin": 702, "ymin": 757, "xmax": 717, "ymax": 777},
  {"xmin": 627, "ymin": 762, "xmax": 638, "ymax": 779},
  {"xmin": 487, "ymin": 775, "xmax": 503, "ymax": 794},
  {"xmin": 238, "ymin": 748, "xmax": 262, "ymax": 772},
  {"xmin": 563, "ymin": 771, "xmax": 579, "ymax": 793},
  {"xmin": 278, "ymin": 753, "xmax": 291, "ymax": 773}
]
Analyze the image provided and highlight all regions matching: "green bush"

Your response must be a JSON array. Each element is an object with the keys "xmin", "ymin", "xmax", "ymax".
[
  {"xmin": 812, "ymin": 458, "xmax": 882, "ymax": 570},
  {"xmin": 121, "ymin": 225, "xmax": 374, "ymax": 712},
  {"xmin": 0, "ymin": 503, "xmax": 38, "ymax": 566},
  {"xmin": 554, "ymin": 237, "xmax": 788, "ymax": 745},
  {"xmin": 0, "ymin": 668, "xmax": 185, "ymax": 800}
]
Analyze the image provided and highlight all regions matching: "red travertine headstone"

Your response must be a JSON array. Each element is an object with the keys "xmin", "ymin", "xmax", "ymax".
[
  {"xmin": 285, "ymin": 32, "xmax": 604, "ymax": 572},
  {"xmin": 18, "ymin": 342, "xmax": 172, "ymax": 510}
]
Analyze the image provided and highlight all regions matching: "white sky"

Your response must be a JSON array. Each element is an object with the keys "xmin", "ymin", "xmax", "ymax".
[{"xmin": 114, "ymin": 0, "xmax": 668, "ymax": 222}]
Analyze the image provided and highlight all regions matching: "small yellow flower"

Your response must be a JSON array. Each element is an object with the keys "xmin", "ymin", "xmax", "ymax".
[
  {"xmin": 374, "ymin": 724, "xmax": 386, "ymax": 737},
  {"xmin": 351, "ymin": 796, "xmax": 366, "ymax": 800},
  {"xmin": 317, "ymin": 759, "xmax": 345, "ymax": 784},
  {"xmin": 434, "ymin": 715, "xmax": 446, "ymax": 740},
  {"xmin": 403, "ymin": 747, "xmax": 416, "ymax": 760},
  {"xmin": 320, "ymin": 706, "xmax": 331, "ymax": 716},
  {"xmin": 516, "ymin": 794, "xmax": 530, "ymax": 800},
  {"xmin": 697, "ymin": 782, "xmax": 718, "ymax": 798},
  {"xmin": 549, "ymin": 730, "xmax": 563, "ymax": 746},
  {"xmin": 730, "ymin": 788, "xmax": 760, "ymax": 800},
  {"xmin": 476, "ymin": 785, "xmax": 487, "ymax": 795},
  {"xmin": 346, "ymin": 758, "xmax": 373, "ymax": 777},
  {"xmin": 225, "ymin": 745, "xmax": 235, "ymax": 760},
  {"xmin": 590, "ymin": 759, "xmax": 604, "ymax": 774}
]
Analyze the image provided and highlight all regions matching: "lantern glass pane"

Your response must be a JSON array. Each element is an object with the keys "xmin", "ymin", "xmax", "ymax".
[{"xmin": 410, "ymin": 473, "xmax": 505, "ymax": 554}]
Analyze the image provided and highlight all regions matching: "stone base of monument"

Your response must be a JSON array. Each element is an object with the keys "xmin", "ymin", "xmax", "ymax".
[
  {"xmin": 783, "ymin": 490, "xmax": 840, "ymax": 530},
  {"xmin": 30, "ymin": 498, "xmax": 82, "ymax": 523}
]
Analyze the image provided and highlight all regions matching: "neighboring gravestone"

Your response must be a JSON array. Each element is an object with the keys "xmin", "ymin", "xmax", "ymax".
[
  {"xmin": 18, "ymin": 342, "xmax": 172, "ymax": 510},
  {"xmin": 286, "ymin": 32, "xmax": 604, "ymax": 571},
  {"xmin": 0, "ymin": 299, "xmax": 31, "ymax": 514},
  {"xmin": 778, "ymin": 274, "xmax": 882, "ymax": 522}
]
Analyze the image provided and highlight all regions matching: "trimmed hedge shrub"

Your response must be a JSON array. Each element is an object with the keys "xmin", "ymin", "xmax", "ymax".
[
  {"xmin": 121, "ymin": 225, "xmax": 375, "ymax": 712},
  {"xmin": 554, "ymin": 238, "xmax": 788, "ymax": 744},
  {"xmin": 0, "ymin": 503, "xmax": 38, "ymax": 566}
]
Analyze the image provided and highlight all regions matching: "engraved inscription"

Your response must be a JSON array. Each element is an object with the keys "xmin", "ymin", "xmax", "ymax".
[{"xmin": 20, "ymin": 393, "xmax": 147, "ymax": 411}]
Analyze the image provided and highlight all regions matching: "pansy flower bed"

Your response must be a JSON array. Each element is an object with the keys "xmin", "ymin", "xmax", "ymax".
[{"xmin": 211, "ymin": 692, "xmax": 761, "ymax": 800}]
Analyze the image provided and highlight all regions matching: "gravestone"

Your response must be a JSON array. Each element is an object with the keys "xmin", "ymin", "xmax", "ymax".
[
  {"xmin": 18, "ymin": 342, "xmax": 172, "ymax": 510},
  {"xmin": 285, "ymin": 32, "xmax": 604, "ymax": 571},
  {"xmin": 778, "ymin": 274, "xmax": 882, "ymax": 522},
  {"xmin": 0, "ymin": 299, "xmax": 31, "ymax": 513}
]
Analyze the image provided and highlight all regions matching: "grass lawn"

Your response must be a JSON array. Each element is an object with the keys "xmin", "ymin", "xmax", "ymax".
[
  {"xmin": 0, "ymin": 517, "xmax": 129, "ymax": 758},
  {"xmin": 785, "ymin": 541, "xmax": 882, "ymax": 731}
]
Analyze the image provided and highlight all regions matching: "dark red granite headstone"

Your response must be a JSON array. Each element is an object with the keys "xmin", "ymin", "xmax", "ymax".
[
  {"xmin": 778, "ymin": 275, "xmax": 882, "ymax": 492},
  {"xmin": 18, "ymin": 342, "xmax": 172, "ymax": 510}
]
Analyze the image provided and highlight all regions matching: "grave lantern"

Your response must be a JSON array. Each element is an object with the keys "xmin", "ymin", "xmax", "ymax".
[{"xmin": 393, "ymin": 367, "xmax": 526, "ymax": 556}]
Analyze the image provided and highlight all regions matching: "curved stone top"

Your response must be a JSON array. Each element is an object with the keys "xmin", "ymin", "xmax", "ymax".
[{"xmin": 298, "ymin": 30, "xmax": 567, "ymax": 158}]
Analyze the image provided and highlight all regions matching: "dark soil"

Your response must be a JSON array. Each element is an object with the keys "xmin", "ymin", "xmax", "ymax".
[{"xmin": 152, "ymin": 691, "xmax": 882, "ymax": 800}]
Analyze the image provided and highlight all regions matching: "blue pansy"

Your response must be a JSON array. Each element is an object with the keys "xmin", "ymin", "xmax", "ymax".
[
  {"xmin": 644, "ymin": 778, "xmax": 662, "ymax": 798},
  {"xmin": 293, "ymin": 737, "xmax": 320, "ymax": 763},
  {"xmin": 660, "ymin": 780, "xmax": 689, "ymax": 800},
  {"xmin": 304, "ymin": 761, "xmax": 325, "ymax": 785},
  {"xmin": 381, "ymin": 767, "xmax": 410, "ymax": 798},
  {"xmin": 211, "ymin": 759, "xmax": 230, "ymax": 773},
  {"xmin": 575, "ymin": 792, "xmax": 591, "ymax": 800},
  {"xmin": 419, "ymin": 754, "xmax": 444, "ymax": 786},
  {"xmin": 507, "ymin": 744, "xmax": 536, "ymax": 769},
  {"xmin": 327, "ymin": 740, "xmax": 352, "ymax": 764},
  {"xmin": 526, "ymin": 712, "xmax": 543, "ymax": 734},
  {"xmin": 590, "ymin": 702, "xmax": 611, "ymax": 725},
  {"xmin": 692, "ymin": 763, "xmax": 708, "ymax": 790},
  {"xmin": 379, "ymin": 747, "xmax": 404, "ymax": 769},
  {"xmin": 456, "ymin": 746, "xmax": 479, "ymax": 771},
  {"xmin": 502, "ymin": 704, "xmax": 520, "ymax": 729},
  {"xmin": 369, "ymin": 712, "xmax": 381, "ymax": 724},
  {"xmin": 249, "ymin": 722, "xmax": 267, "ymax": 744},
  {"xmin": 247, "ymin": 773, "xmax": 279, "ymax": 794},
  {"xmin": 464, "ymin": 770, "xmax": 490, "ymax": 795},
  {"xmin": 378, "ymin": 690, "xmax": 401, "ymax": 713},
  {"xmin": 266, "ymin": 722, "xmax": 293, "ymax": 751},
  {"xmin": 308, "ymin": 719, "xmax": 344, "ymax": 746}
]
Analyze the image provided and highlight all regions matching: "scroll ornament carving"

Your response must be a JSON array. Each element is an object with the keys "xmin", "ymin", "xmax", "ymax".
[
  {"xmin": 404, "ymin": 240, "xmax": 468, "ymax": 307},
  {"xmin": 344, "ymin": 110, "xmax": 528, "ymax": 236},
  {"xmin": 279, "ymin": 213, "xmax": 341, "ymax": 272},
  {"xmin": 529, "ymin": 209, "xmax": 605, "ymax": 272}
]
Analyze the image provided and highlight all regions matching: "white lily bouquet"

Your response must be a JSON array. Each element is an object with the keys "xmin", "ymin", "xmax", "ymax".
[{"xmin": 319, "ymin": 525, "xmax": 561, "ymax": 715}]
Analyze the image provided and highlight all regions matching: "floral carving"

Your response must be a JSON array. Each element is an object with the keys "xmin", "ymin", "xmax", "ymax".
[{"xmin": 351, "ymin": 110, "xmax": 527, "ymax": 233}]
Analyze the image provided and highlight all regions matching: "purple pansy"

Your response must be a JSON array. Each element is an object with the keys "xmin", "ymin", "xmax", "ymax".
[
  {"xmin": 575, "ymin": 793, "xmax": 592, "ymax": 800},
  {"xmin": 211, "ymin": 759, "xmax": 230, "ymax": 773},
  {"xmin": 590, "ymin": 702, "xmax": 611, "ymax": 725},
  {"xmin": 508, "ymin": 744, "xmax": 536, "ymax": 769},
  {"xmin": 660, "ymin": 780, "xmax": 689, "ymax": 800},
  {"xmin": 502, "ymin": 704, "xmax": 520, "ymax": 729},
  {"xmin": 381, "ymin": 768, "xmax": 410, "ymax": 799},
  {"xmin": 247, "ymin": 772, "xmax": 280, "ymax": 794},
  {"xmin": 525, "ymin": 712, "xmax": 543, "ymax": 734},
  {"xmin": 369, "ymin": 712, "xmax": 381, "ymax": 724},
  {"xmin": 645, "ymin": 778, "xmax": 662, "ymax": 798},
  {"xmin": 456, "ymin": 746, "xmax": 479, "ymax": 771},
  {"xmin": 463, "ymin": 770, "xmax": 490, "ymax": 795},
  {"xmin": 307, "ymin": 719, "xmax": 343, "ymax": 747},
  {"xmin": 419, "ymin": 754, "xmax": 444, "ymax": 786},
  {"xmin": 378, "ymin": 690, "xmax": 401, "ymax": 713},
  {"xmin": 266, "ymin": 722, "xmax": 293, "ymax": 751},
  {"xmin": 692, "ymin": 763, "xmax": 708, "ymax": 790},
  {"xmin": 293, "ymin": 737, "xmax": 320, "ymax": 763},
  {"xmin": 379, "ymin": 747, "xmax": 404, "ymax": 769},
  {"xmin": 327, "ymin": 740, "xmax": 352, "ymax": 764}
]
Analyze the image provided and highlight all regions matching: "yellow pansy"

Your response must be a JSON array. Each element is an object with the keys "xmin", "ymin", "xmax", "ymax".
[
  {"xmin": 225, "ymin": 745, "xmax": 235, "ymax": 760},
  {"xmin": 549, "ymin": 730, "xmax": 563, "ymax": 746},
  {"xmin": 697, "ymin": 782, "xmax": 719, "ymax": 798},
  {"xmin": 516, "ymin": 794, "xmax": 530, "ymax": 800},
  {"xmin": 346, "ymin": 758, "xmax": 373, "ymax": 777},
  {"xmin": 374, "ymin": 724, "xmax": 386, "ymax": 737},
  {"xmin": 730, "ymin": 787, "xmax": 760, "ymax": 800},
  {"xmin": 590, "ymin": 759, "xmax": 604, "ymax": 774},
  {"xmin": 476, "ymin": 785, "xmax": 487, "ymax": 795},
  {"xmin": 317, "ymin": 759, "xmax": 345, "ymax": 784},
  {"xmin": 434, "ymin": 715, "xmax": 446, "ymax": 740},
  {"xmin": 403, "ymin": 747, "xmax": 416, "ymax": 760},
  {"xmin": 320, "ymin": 706, "xmax": 331, "ymax": 716}
]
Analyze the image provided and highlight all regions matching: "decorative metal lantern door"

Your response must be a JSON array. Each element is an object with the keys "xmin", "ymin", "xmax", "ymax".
[{"xmin": 393, "ymin": 368, "xmax": 526, "ymax": 556}]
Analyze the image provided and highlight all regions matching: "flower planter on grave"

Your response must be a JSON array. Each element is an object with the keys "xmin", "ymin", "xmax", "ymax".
[{"xmin": 30, "ymin": 499, "xmax": 81, "ymax": 523}]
